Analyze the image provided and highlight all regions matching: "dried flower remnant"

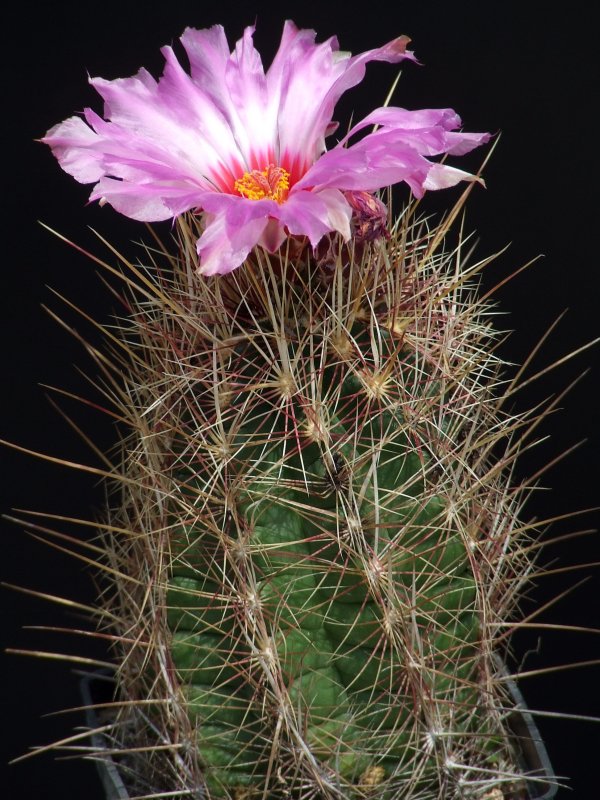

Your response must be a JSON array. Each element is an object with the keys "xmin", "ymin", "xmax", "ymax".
[{"xmin": 346, "ymin": 190, "xmax": 390, "ymax": 242}]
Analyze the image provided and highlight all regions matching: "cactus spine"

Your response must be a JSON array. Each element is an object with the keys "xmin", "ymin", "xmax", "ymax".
[{"xmin": 94, "ymin": 198, "xmax": 545, "ymax": 800}]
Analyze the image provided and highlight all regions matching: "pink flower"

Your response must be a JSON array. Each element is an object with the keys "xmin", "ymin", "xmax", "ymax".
[{"xmin": 43, "ymin": 22, "xmax": 490, "ymax": 276}]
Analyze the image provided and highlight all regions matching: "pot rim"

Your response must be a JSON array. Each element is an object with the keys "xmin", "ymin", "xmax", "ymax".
[
  {"xmin": 80, "ymin": 671, "xmax": 130, "ymax": 800},
  {"xmin": 493, "ymin": 654, "xmax": 558, "ymax": 800}
]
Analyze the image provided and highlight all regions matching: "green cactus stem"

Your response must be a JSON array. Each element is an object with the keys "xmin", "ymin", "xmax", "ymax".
[{"xmin": 95, "ymin": 199, "xmax": 545, "ymax": 800}]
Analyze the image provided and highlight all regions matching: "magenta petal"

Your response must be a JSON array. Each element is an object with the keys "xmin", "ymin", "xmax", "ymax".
[
  {"xmin": 195, "ymin": 195, "xmax": 274, "ymax": 275},
  {"xmin": 90, "ymin": 178, "xmax": 208, "ymax": 221},
  {"xmin": 225, "ymin": 26, "xmax": 274, "ymax": 165},
  {"xmin": 321, "ymin": 33, "xmax": 416, "ymax": 113},
  {"xmin": 181, "ymin": 25, "xmax": 277, "ymax": 168},
  {"xmin": 258, "ymin": 219, "xmax": 288, "ymax": 253},
  {"xmin": 297, "ymin": 106, "xmax": 489, "ymax": 197},
  {"xmin": 42, "ymin": 116, "xmax": 110, "ymax": 183},
  {"xmin": 271, "ymin": 21, "xmax": 415, "ymax": 174},
  {"xmin": 441, "ymin": 130, "xmax": 492, "ymax": 156},
  {"xmin": 341, "ymin": 107, "xmax": 491, "ymax": 157},
  {"xmin": 91, "ymin": 57, "xmax": 242, "ymax": 185},
  {"xmin": 423, "ymin": 164, "xmax": 483, "ymax": 191},
  {"xmin": 179, "ymin": 24, "xmax": 232, "ymax": 91},
  {"xmin": 42, "ymin": 36, "xmax": 251, "ymax": 223},
  {"xmin": 266, "ymin": 22, "xmax": 347, "ymax": 172},
  {"xmin": 43, "ymin": 112, "xmax": 213, "ymax": 219},
  {"xmin": 196, "ymin": 189, "xmax": 353, "ymax": 274},
  {"xmin": 342, "ymin": 107, "xmax": 461, "ymax": 144},
  {"xmin": 296, "ymin": 136, "xmax": 431, "ymax": 193},
  {"xmin": 197, "ymin": 215, "xmax": 269, "ymax": 276},
  {"xmin": 277, "ymin": 189, "xmax": 352, "ymax": 245},
  {"xmin": 198, "ymin": 192, "xmax": 278, "ymax": 223}
]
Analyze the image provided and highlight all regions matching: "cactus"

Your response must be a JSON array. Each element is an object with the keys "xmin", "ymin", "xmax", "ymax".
[
  {"xmin": 20, "ymin": 18, "xmax": 588, "ymax": 800},
  {"xmin": 99, "ymin": 209, "xmax": 539, "ymax": 799}
]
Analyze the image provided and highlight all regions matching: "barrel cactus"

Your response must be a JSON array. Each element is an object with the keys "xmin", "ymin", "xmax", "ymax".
[{"xmin": 36, "ymin": 19, "xmax": 562, "ymax": 800}]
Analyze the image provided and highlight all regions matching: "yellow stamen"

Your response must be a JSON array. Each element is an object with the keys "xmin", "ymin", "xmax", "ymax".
[{"xmin": 234, "ymin": 164, "xmax": 290, "ymax": 203}]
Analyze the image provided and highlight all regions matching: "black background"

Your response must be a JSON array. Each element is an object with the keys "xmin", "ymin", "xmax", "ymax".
[{"xmin": 2, "ymin": 1, "xmax": 598, "ymax": 797}]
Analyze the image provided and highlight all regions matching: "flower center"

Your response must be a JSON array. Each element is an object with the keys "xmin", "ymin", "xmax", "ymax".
[{"xmin": 234, "ymin": 164, "xmax": 290, "ymax": 203}]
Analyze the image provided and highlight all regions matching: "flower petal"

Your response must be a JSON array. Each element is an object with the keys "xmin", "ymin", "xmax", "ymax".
[
  {"xmin": 181, "ymin": 25, "xmax": 277, "ymax": 170},
  {"xmin": 258, "ymin": 219, "xmax": 288, "ymax": 253},
  {"xmin": 297, "ymin": 106, "xmax": 490, "ymax": 197},
  {"xmin": 296, "ymin": 134, "xmax": 431, "ymax": 194},
  {"xmin": 195, "ymin": 195, "xmax": 275, "ymax": 275},
  {"xmin": 42, "ymin": 41, "xmax": 251, "ymax": 222},
  {"xmin": 340, "ymin": 106, "xmax": 490, "ymax": 156},
  {"xmin": 268, "ymin": 21, "xmax": 416, "ymax": 180},
  {"xmin": 422, "ymin": 164, "xmax": 483, "ymax": 191},
  {"xmin": 196, "ymin": 188, "xmax": 353, "ymax": 274},
  {"xmin": 225, "ymin": 27, "xmax": 275, "ymax": 167},
  {"xmin": 42, "ymin": 115, "xmax": 108, "ymax": 183},
  {"xmin": 90, "ymin": 54, "xmax": 244, "ymax": 189},
  {"xmin": 90, "ymin": 177, "xmax": 207, "ymax": 221},
  {"xmin": 277, "ymin": 189, "xmax": 352, "ymax": 245}
]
